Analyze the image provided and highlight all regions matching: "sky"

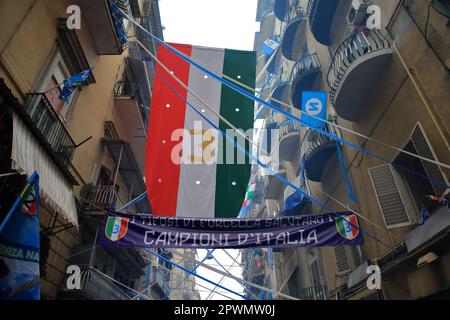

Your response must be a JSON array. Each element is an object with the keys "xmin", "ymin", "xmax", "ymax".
[{"xmin": 159, "ymin": 0, "xmax": 259, "ymax": 300}]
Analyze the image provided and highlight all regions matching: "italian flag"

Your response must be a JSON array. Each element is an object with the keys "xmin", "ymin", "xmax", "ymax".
[
  {"xmin": 242, "ymin": 180, "xmax": 256, "ymax": 208},
  {"xmin": 105, "ymin": 217, "xmax": 129, "ymax": 241},
  {"xmin": 336, "ymin": 214, "xmax": 360, "ymax": 240},
  {"xmin": 146, "ymin": 43, "xmax": 256, "ymax": 218}
]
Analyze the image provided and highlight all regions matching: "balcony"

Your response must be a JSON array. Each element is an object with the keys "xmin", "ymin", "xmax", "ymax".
[
  {"xmin": 264, "ymin": 160, "xmax": 287, "ymax": 200},
  {"xmin": 298, "ymin": 285, "xmax": 328, "ymax": 300},
  {"xmin": 274, "ymin": 0, "xmax": 290, "ymax": 21},
  {"xmin": 60, "ymin": 265, "xmax": 132, "ymax": 300},
  {"xmin": 307, "ymin": 0, "xmax": 340, "ymax": 45},
  {"xmin": 301, "ymin": 123, "xmax": 339, "ymax": 182},
  {"xmin": 278, "ymin": 120, "xmax": 301, "ymax": 161},
  {"xmin": 151, "ymin": 267, "xmax": 171, "ymax": 300},
  {"xmin": 74, "ymin": 0, "xmax": 129, "ymax": 55},
  {"xmin": 79, "ymin": 184, "xmax": 119, "ymax": 212},
  {"xmin": 269, "ymin": 71, "xmax": 290, "ymax": 110},
  {"xmin": 113, "ymin": 80, "xmax": 147, "ymax": 175},
  {"xmin": 23, "ymin": 93, "xmax": 76, "ymax": 174},
  {"xmin": 281, "ymin": 7, "xmax": 308, "ymax": 61},
  {"xmin": 114, "ymin": 81, "xmax": 142, "ymax": 99},
  {"xmin": 327, "ymin": 29, "xmax": 393, "ymax": 121},
  {"xmin": 289, "ymin": 53, "xmax": 322, "ymax": 109},
  {"xmin": 102, "ymin": 138, "xmax": 150, "ymax": 212}
]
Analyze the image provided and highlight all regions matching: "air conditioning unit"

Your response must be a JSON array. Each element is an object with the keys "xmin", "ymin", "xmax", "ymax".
[{"xmin": 346, "ymin": 0, "xmax": 372, "ymax": 27}]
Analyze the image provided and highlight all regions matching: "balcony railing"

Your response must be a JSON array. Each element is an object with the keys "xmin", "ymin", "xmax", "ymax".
[
  {"xmin": 114, "ymin": 81, "xmax": 141, "ymax": 98},
  {"xmin": 60, "ymin": 265, "xmax": 131, "ymax": 300},
  {"xmin": 298, "ymin": 285, "xmax": 328, "ymax": 300},
  {"xmin": 289, "ymin": 53, "xmax": 321, "ymax": 109},
  {"xmin": 327, "ymin": 29, "xmax": 393, "ymax": 120},
  {"xmin": 80, "ymin": 184, "xmax": 119, "ymax": 212},
  {"xmin": 279, "ymin": 119, "xmax": 301, "ymax": 161},
  {"xmin": 279, "ymin": 120, "xmax": 301, "ymax": 141},
  {"xmin": 281, "ymin": 6, "xmax": 308, "ymax": 61},
  {"xmin": 23, "ymin": 93, "xmax": 76, "ymax": 170},
  {"xmin": 301, "ymin": 122, "xmax": 340, "ymax": 182},
  {"xmin": 269, "ymin": 70, "xmax": 290, "ymax": 110}
]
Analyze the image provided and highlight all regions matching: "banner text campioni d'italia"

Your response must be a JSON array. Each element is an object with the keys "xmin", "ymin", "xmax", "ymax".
[{"xmin": 99, "ymin": 212, "xmax": 364, "ymax": 249}]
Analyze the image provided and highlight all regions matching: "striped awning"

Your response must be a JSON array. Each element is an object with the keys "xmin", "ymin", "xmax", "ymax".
[{"xmin": 11, "ymin": 113, "xmax": 78, "ymax": 227}]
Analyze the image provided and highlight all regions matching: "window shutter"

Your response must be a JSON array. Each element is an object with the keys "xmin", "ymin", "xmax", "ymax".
[
  {"xmin": 411, "ymin": 124, "xmax": 449, "ymax": 196},
  {"xmin": 333, "ymin": 247, "xmax": 350, "ymax": 273},
  {"xmin": 369, "ymin": 164, "xmax": 412, "ymax": 228}
]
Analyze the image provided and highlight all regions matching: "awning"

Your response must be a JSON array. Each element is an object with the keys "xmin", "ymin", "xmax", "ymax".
[
  {"xmin": 282, "ymin": 191, "xmax": 312, "ymax": 216},
  {"xmin": 11, "ymin": 113, "xmax": 78, "ymax": 227},
  {"xmin": 101, "ymin": 137, "xmax": 150, "ymax": 212}
]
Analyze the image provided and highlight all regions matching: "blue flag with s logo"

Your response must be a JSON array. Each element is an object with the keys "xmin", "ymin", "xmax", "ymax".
[
  {"xmin": 0, "ymin": 172, "xmax": 40, "ymax": 300},
  {"xmin": 301, "ymin": 91, "xmax": 327, "ymax": 129}
]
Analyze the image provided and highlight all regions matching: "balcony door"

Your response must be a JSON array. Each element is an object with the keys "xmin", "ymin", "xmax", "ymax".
[
  {"xmin": 34, "ymin": 48, "xmax": 75, "ymax": 120},
  {"xmin": 44, "ymin": 75, "xmax": 65, "ymax": 116}
]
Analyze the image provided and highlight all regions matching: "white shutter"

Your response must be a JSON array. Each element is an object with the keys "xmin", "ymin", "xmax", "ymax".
[
  {"xmin": 334, "ymin": 247, "xmax": 350, "ymax": 273},
  {"xmin": 411, "ymin": 123, "xmax": 449, "ymax": 197},
  {"xmin": 369, "ymin": 164, "xmax": 412, "ymax": 228}
]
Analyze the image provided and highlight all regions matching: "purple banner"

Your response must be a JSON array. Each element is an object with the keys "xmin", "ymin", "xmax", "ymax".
[{"xmin": 98, "ymin": 212, "xmax": 364, "ymax": 249}]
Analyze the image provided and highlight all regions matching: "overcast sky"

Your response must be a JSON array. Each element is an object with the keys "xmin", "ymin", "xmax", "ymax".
[{"xmin": 159, "ymin": 0, "xmax": 259, "ymax": 300}]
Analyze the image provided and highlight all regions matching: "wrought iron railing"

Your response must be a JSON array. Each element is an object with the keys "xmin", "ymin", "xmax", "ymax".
[
  {"xmin": 279, "ymin": 120, "xmax": 301, "ymax": 141},
  {"xmin": 327, "ymin": 28, "xmax": 392, "ymax": 106},
  {"xmin": 289, "ymin": 53, "xmax": 321, "ymax": 85},
  {"xmin": 80, "ymin": 184, "xmax": 119, "ymax": 212},
  {"xmin": 306, "ymin": 0, "xmax": 319, "ymax": 21},
  {"xmin": 280, "ymin": 6, "xmax": 306, "ymax": 38},
  {"xmin": 114, "ymin": 81, "xmax": 141, "ymax": 98},
  {"xmin": 60, "ymin": 265, "xmax": 131, "ymax": 300},
  {"xmin": 23, "ymin": 93, "xmax": 76, "ymax": 169},
  {"xmin": 301, "ymin": 122, "xmax": 340, "ymax": 161},
  {"xmin": 271, "ymin": 70, "xmax": 290, "ymax": 93},
  {"xmin": 298, "ymin": 285, "xmax": 328, "ymax": 300}
]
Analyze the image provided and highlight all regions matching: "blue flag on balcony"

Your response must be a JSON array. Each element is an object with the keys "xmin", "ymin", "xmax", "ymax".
[
  {"xmin": 262, "ymin": 36, "xmax": 281, "ymax": 57},
  {"xmin": 301, "ymin": 91, "xmax": 327, "ymax": 129},
  {"xmin": 0, "ymin": 172, "xmax": 40, "ymax": 300},
  {"xmin": 59, "ymin": 68, "xmax": 92, "ymax": 103}
]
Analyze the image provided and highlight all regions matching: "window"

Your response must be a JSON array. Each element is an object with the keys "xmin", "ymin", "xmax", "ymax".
[
  {"xmin": 369, "ymin": 164, "xmax": 413, "ymax": 228},
  {"xmin": 369, "ymin": 123, "xmax": 449, "ymax": 228},
  {"xmin": 33, "ymin": 48, "xmax": 77, "ymax": 121},
  {"xmin": 333, "ymin": 246, "xmax": 350, "ymax": 273}
]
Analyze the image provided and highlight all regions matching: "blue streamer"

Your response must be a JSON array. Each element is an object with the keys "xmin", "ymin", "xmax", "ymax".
[
  {"xmin": 109, "ymin": 0, "xmax": 450, "ymax": 192},
  {"xmin": 153, "ymin": 70, "xmax": 397, "ymax": 253},
  {"xmin": 336, "ymin": 142, "xmax": 358, "ymax": 204},
  {"xmin": 207, "ymin": 250, "xmax": 253, "ymax": 296},
  {"xmin": 145, "ymin": 248, "xmax": 251, "ymax": 300}
]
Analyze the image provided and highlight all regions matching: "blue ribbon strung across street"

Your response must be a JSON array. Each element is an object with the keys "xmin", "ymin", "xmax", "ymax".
[
  {"xmin": 336, "ymin": 141, "xmax": 358, "ymax": 204},
  {"xmin": 109, "ymin": 0, "xmax": 450, "ymax": 192},
  {"xmin": 153, "ymin": 70, "xmax": 397, "ymax": 253},
  {"xmin": 144, "ymin": 248, "xmax": 251, "ymax": 300}
]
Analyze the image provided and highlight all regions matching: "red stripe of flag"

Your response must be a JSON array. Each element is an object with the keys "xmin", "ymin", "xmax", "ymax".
[{"xmin": 145, "ymin": 43, "xmax": 192, "ymax": 216}]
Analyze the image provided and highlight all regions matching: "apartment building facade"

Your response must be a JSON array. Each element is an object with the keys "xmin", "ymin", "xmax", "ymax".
[
  {"xmin": 251, "ymin": 0, "xmax": 449, "ymax": 300},
  {"xmin": 0, "ymin": 0, "xmax": 164, "ymax": 300}
]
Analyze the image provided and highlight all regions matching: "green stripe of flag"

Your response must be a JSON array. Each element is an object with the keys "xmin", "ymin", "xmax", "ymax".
[
  {"xmin": 106, "ymin": 217, "xmax": 116, "ymax": 237},
  {"xmin": 215, "ymin": 49, "xmax": 256, "ymax": 218}
]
